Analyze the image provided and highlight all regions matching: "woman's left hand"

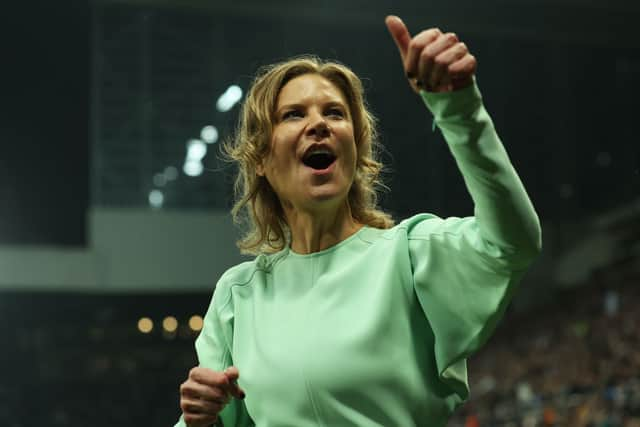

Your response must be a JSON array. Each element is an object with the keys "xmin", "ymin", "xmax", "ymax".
[{"xmin": 385, "ymin": 15, "xmax": 477, "ymax": 93}]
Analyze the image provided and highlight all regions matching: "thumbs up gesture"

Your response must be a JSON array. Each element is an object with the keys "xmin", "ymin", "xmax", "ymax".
[{"xmin": 385, "ymin": 15, "xmax": 477, "ymax": 93}]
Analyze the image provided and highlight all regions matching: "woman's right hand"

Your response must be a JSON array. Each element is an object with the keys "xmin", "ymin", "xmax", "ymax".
[{"xmin": 180, "ymin": 366, "xmax": 246, "ymax": 426}]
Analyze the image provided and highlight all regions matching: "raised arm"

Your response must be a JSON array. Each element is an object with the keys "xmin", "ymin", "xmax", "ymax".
[{"xmin": 385, "ymin": 15, "xmax": 541, "ymax": 263}]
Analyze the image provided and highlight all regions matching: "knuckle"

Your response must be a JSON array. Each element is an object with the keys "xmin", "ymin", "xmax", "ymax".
[
  {"xmin": 180, "ymin": 381, "xmax": 195, "ymax": 395},
  {"xmin": 459, "ymin": 42, "xmax": 468, "ymax": 52},
  {"xmin": 434, "ymin": 55, "xmax": 448, "ymax": 66},
  {"xmin": 408, "ymin": 38, "xmax": 422, "ymax": 51},
  {"xmin": 419, "ymin": 49, "xmax": 433, "ymax": 61},
  {"xmin": 218, "ymin": 375, "xmax": 230, "ymax": 386},
  {"xmin": 447, "ymin": 32, "xmax": 458, "ymax": 42},
  {"xmin": 211, "ymin": 388, "xmax": 226, "ymax": 400}
]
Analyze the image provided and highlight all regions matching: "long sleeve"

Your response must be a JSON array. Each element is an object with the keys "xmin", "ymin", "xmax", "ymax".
[
  {"xmin": 404, "ymin": 80, "xmax": 542, "ymax": 404},
  {"xmin": 173, "ymin": 283, "xmax": 254, "ymax": 427},
  {"xmin": 421, "ymin": 79, "xmax": 542, "ymax": 265}
]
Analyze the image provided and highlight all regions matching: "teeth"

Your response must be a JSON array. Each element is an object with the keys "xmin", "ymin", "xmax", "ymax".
[{"xmin": 304, "ymin": 148, "xmax": 333, "ymax": 159}]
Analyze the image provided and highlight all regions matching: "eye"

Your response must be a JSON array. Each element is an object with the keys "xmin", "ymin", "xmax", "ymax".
[
  {"xmin": 282, "ymin": 110, "xmax": 303, "ymax": 120},
  {"xmin": 326, "ymin": 108, "xmax": 345, "ymax": 118}
]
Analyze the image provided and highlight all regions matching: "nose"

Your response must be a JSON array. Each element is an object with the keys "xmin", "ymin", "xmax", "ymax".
[{"xmin": 306, "ymin": 115, "xmax": 331, "ymax": 140}]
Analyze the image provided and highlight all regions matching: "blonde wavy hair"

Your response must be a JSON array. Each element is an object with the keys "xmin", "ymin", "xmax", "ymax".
[{"xmin": 224, "ymin": 55, "xmax": 394, "ymax": 254}]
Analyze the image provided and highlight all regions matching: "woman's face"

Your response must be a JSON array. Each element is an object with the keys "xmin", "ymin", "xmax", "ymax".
[{"xmin": 258, "ymin": 74, "xmax": 357, "ymax": 212}]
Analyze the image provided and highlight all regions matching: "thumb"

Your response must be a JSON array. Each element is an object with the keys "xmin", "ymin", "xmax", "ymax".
[
  {"xmin": 224, "ymin": 366, "xmax": 239, "ymax": 381},
  {"xmin": 385, "ymin": 15, "xmax": 411, "ymax": 62},
  {"xmin": 224, "ymin": 366, "xmax": 246, "ymax": 399}
]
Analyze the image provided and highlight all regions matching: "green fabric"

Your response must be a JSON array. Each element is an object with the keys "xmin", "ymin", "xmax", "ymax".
[{"xmin": 174, "ymin": 80, "xmax": 541, "ymax": 427}]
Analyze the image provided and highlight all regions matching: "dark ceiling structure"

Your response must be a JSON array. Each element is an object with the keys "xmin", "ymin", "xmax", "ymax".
[
  {"xmin": 91, "ymin": 0, "xmax": 640, "ymax": 218},
  {"xmin": 1, "ymin": 0, "xmax": 639, "ymax": 245}
]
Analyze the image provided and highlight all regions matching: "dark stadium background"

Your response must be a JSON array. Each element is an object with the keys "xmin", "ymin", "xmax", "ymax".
[{"xmin": 0, "ymin": 0, "xmax": 638, "ymax": 425}]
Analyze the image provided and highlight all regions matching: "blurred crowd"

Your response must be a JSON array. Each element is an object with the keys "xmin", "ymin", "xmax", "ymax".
[
  {"xmin": 1, "ymin": 280, "xmax": 637, "ymax": 426},
  {"xmin": 0, "ymin": 295, "xmax": 199, "ymax": 427},
  {"xmin": 450, "ymin": 280, "xmax": 640, "ymax": 427}
]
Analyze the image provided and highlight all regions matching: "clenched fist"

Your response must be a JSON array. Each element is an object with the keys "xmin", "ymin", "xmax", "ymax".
[
  {"xmin": 179, "ymin": 366, "xmax": 246, "ymax": 426},
  {"xmin": 385, "ymin": 15, "xmax": 477, "ymax": 93}
]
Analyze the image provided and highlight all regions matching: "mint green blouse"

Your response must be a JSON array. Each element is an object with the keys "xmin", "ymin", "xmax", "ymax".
[{"xmin": 174, "ymin": 80, "xmax": 542, "ymax": 427}]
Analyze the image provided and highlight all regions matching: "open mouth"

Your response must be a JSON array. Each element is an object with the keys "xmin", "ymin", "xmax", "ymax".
[
  {"xmin": 302, "ymin": 147, "xmax": 337, "ymax": 170},
  {"xmin": 303, "ymin": 152, "xmax": 336, "ymax": 170}
]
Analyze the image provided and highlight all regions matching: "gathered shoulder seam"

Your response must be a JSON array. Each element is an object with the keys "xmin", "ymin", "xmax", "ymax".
[{"xmin": 217, "ymin": 263, "xmax": 268, "ymax": 312}]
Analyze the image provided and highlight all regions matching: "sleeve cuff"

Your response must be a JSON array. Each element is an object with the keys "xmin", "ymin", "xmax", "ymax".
[{"xmin": 419, "ymin": 76, "xmax": 483, "ymax": 122}]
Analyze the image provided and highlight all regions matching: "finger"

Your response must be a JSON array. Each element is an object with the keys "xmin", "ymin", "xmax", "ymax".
[
  {"xmin": 183, "ymin": 412, "xmax": 218, "ymax": 426},
  {"xmin": 405, "ymin": 29, "xmax": 441, "ymax": 80},
  {"xmin": 449, "ymin": 53, "xmax": 477, "ymax": 78},
  {"xmin": 227, "ymin": 382, "xmax": 246, "ymax": 400},
  {"xmin": 436, "ymin": 42, "xmax": 469, "ymax": 69},
  {"xmin": 223, "ymin": 366, "xmax": 239, "ymax": 381},
  {"xmin": 224, "ymin": 366, "xmax": 246, "ymax": 399},
  {"xmin": 430, "ymin": 40, "xmax": 467, "ymax": 89},
  {"xmin": 418, "ymin": 32, "xmax": 458, "ymax": 89},
  {"xmin": 189, "ymin": 367, "xmax": 230, "ymax": 388},
  {"xmin": 181, "ymin": 397, "xmax": 226, "ymax": 415},
  {"xmin": 384, "ymin": 15, "xmax": 411, "ymax": 63},
  {"xmin": 181, "ymin": 381, "xmax": 230, "ymax": 404}
]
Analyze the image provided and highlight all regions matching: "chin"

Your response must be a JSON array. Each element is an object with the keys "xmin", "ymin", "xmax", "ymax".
[
  {"xmin": 306, "ymin": 186, "xmax": 350, "ymax": 206},
  {"xmin": 308, "ymin": 192, "xmax": 340, "ymax": 203}
]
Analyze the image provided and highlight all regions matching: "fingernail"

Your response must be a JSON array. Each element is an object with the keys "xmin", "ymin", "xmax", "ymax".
[{"xmin": 406, "ymin": 71, "xmax": 415, "ymax": 79}]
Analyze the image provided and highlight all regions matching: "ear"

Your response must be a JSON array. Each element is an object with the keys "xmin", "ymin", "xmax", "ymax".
[
  {"xmin": 256, "ymin": 140, "xmax": 272, "ymax": 177},
  {"xmin": 256, "ymin": 160, "xmax": 265, "ymax": 177}
]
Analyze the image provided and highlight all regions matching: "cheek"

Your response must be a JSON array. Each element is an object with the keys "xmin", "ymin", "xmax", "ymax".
[
  {"xmin": 345, "ymin": 136, "xmax": 358, "ymax": 170},
  {"xmin": 347, "ymin": 142, "xmax": 360, "ymax": 180},
  {"xmin": 271, "ymin": 129, "xmax": 298, "ymax": 157},
  {"xmin": 264, "ymin": 141, "xmax": 296, "ymax": 180}
]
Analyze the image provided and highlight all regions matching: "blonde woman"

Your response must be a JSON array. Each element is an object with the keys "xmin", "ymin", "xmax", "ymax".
[{"xmin": 175, "ymin": 15, "xmax": 541, "ymax": 427}]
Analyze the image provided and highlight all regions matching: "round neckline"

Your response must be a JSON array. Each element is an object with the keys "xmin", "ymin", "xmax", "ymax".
[{"xmin": 285, "ymin": 225, "xmax": 369, "ymax": 259}]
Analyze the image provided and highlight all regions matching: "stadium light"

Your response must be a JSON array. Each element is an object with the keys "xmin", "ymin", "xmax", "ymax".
[
  {"xmin": 201, "ymin": 125, "xmax": 219, "ymax": 144},
  {"xmin": 186, "ymin": 139, "xmax": 207, "ymax": 161},
  {"xmin": 137, "ymin": 317, "xmax": 153, "ymax": 334},
  {"xmin": 148, "ymin": 190, "xmax": 164, "ymax": 208},
  {"xmin": 183, "ymin": 159, "xmax": 203, "ymax": 177},
  {"xmin": 162, "ymin": 316, "xmax": 178, "ymax": 333},
  {"xmin": 216, "ymin": 85, "xmax": 242, "ymax": 112},
  {"xmin": 164, "ymin": 166, "xmax": 178, "ymax": 181},
  {"xmin": 189, "ymin": 315, "xmax": 204, "ymax": 332}
]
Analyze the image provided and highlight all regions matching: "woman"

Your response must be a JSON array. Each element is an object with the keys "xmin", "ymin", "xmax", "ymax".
[{"xmin": 175, "ymin": 15, "xmax": 541, "ymax": 427}]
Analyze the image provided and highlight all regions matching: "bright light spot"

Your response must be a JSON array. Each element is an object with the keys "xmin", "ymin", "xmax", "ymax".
[
  {"xmin": 148, "ymin": 190, "xmax": 164, "ymax": 208},
  {"xmin": 164, "ymin": 166, "xmax": 178, "ymax": 181},
  {"xmin": 216, "ymin": 85, "xmax": 243, "ymax": 112},
  {"xmin": 162, "ymin": 316, "xmax": 178, "ymax": 333},
  {"xmin": 189, "ymin": 315, "xmax": 204, "ymax": 331},
  {"xmin": 186, "ymin": 139, "xmax": 207, "ymax": 161},
  {"xmin": 138, "ymin": 317, "xmax": 153, "ymax": 333},
  {"xmin": 153, "ymin": 173, "xmax": 167, "ymax": 187},
  {"xmin": 201, "ymin": 125, "xmax": 219, "ymax": 144},
  {"xmin": 183, "ymin": 160, "xmax": 204, "ymax": 177}
]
